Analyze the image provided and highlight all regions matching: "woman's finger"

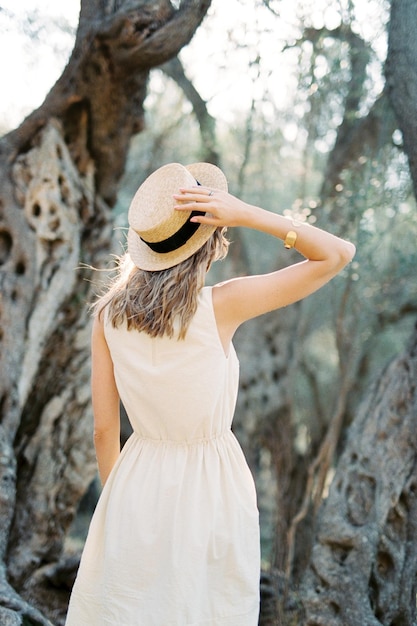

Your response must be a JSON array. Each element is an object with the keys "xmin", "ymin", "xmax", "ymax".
[
  {"xmin": 173, "ymin": 201, "xmax": 210, "ymax": 212},
  {"xmin": 175, "ymin": 187, "xmax": 215, "ymax": 200},
  {"xmin": 189, "ymin": 213, "xmax": 219, "ymax": 225},
  {"xmin": 173, "ymin": 193, "xmax": 216, "ymax": 212}
]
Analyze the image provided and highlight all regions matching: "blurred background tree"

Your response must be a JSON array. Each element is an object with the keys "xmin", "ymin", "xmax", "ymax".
[{"xmin": 1, "ymin": 0, "xmax": 416, "ymax": 624}]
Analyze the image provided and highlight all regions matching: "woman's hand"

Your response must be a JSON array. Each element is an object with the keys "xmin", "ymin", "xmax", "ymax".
[{"xmin": 173, "ymin": 186, "xmax": 252, "ymax": 228}]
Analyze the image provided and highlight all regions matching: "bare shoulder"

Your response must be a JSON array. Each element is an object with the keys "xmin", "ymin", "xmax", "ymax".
[
  {"xmin": 212, "ymin": 275, "xmax": 276, "ymax": 352},
  {"xmin": 91, "ymin": 313, "xmax": 110, "ymax": 355},
  {"xmin": 92, "ymin": 313, "xmax": 105, "ymax": 337},
  {"xmin": 211, "ymin": 277, "xmax": 262, "ymax": 339},
  {"xmin": 212, "ymin": 276, "xmax": 261, "ymax": 325}
]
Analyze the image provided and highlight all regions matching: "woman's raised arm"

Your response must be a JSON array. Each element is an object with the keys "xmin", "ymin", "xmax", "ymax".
[{"xmin": 174, "ymin": 186, "xmax": 355, "ymax": 347}]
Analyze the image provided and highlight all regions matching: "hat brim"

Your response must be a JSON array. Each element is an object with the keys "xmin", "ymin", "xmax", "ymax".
[{"xmin": 128, "ymin": 163, "xmax": 228, "ymax": 271}]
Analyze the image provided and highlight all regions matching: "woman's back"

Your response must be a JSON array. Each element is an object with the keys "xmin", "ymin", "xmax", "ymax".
[{"xmin": 104, "ymin": 286, "xmax": 239, "ymax": 442}]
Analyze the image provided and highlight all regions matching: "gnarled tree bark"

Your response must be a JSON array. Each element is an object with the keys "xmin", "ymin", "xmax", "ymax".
[
  {"xmin": 0, "ymin": 1, "xmax": 211, "ymax": 624},
  {"xmin": 302, "ymin": 329, "xmax": 417, "ymax": 625}
]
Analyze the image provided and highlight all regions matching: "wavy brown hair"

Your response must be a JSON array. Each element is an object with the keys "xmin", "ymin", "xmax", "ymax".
[{"xmin": 92, "ymin": 228, "xmax": 229, "ymax": 339}]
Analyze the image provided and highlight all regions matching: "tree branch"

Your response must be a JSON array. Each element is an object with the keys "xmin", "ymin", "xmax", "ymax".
[
  {"xmin": 160, "ymin": 56, "xmax": 220, "ymax": 163},
  {"xmin": 3, "ymin": 0, "xmax": 212, "ymax": 204}
]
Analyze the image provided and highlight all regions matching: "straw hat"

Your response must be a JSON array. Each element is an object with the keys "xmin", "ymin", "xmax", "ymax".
[{"xmin": 127, "ymin": 162, "xmax": 228, "ymax": 271}]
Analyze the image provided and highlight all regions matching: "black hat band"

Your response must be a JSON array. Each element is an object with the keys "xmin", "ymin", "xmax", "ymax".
[{"xmin": 140, "ymin": 210, "xmax": 205, "ymax": 254}]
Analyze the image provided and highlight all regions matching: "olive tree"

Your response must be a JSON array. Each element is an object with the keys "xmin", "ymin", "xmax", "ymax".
[{"xmin": 0, "ymin": 1, "xmax": 211, "ymax": 623}]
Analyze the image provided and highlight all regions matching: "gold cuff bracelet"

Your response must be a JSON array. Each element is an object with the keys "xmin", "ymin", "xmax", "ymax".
[{"xmin": 284, "ymin": 230, "xmax": 297, "ymax": 249}]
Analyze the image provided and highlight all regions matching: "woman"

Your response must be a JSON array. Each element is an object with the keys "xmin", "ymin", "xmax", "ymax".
[{"xmin": 65, "ymin": 162, "xmax": 355, "ymax": 625}]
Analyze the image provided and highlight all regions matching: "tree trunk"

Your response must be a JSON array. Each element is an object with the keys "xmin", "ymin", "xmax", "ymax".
[
  {"xmin": 0, "ymin": 1, "xmax": 211, "ymax": 623},
  {"xmin": 301, "ymin": 1, "xmax": 417, "ymax": 623},
  {"xmin": 385, "ymin": 0, "xmax": 417, "ymax": 200},
  {"xmin": 301, "ymin": 327, "xmax": 417, "ymax": 625}
]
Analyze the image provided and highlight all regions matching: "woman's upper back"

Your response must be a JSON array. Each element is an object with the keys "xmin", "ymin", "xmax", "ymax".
[{"xmin": 104, "ymin": 287, "xmax": 239, "ymax": 441}]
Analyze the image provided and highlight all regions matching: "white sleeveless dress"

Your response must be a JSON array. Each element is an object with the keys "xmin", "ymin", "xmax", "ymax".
[{"xmin": 65, "ymin": 286, "xmax": 260, "ymax": 625}]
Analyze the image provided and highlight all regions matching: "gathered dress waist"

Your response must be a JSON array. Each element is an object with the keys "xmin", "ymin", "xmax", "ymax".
[{"xmin": 131, "ymin": 429, "xmax": 234, "ymax": 447}]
